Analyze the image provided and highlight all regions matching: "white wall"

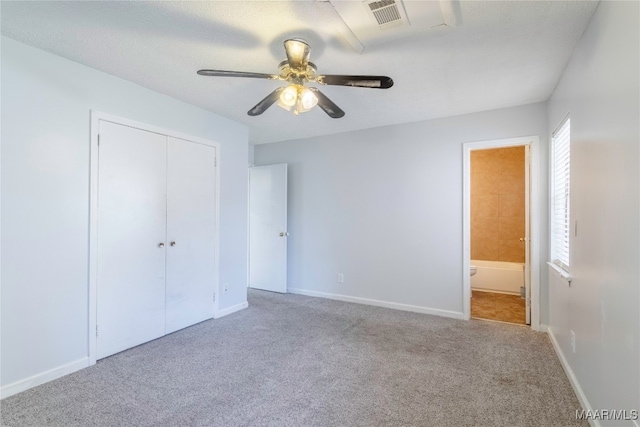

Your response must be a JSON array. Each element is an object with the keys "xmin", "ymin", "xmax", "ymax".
[
  {"xmin": 248, "ymin": 142, "xmax": 255, "ymax": 166},
  {"xmin": 547, "ymin": 1, "xmax": 639, "ymax": 421},
  {"xmin": 1, "ymin": 38, "xmax": 249, "ymax": 390},
  {"xmin": 255, "ymin": 103, "xmax": 548, "ymax": 318}
]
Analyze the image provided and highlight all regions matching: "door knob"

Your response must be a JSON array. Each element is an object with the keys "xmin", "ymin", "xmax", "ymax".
[
  {"xmin": 170, "ymin": 241, "xmax": 176, "ymax": 247},
  {"xmin": 279, "ymin": 232, "xmax": 284, "ymax": 237},
  {"xmin": 158, "ymin": 243, "xmax": 165, "ymax": 248},
  {"xmin": 279, "ymin": 232, "xmax": 289, "ymax": 237},
  {"xmin": 519, "ymin": 237, "xmax": 525, "ymax": 242}
]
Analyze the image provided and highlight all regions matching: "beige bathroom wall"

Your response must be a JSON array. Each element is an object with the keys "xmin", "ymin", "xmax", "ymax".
[{"xmin": 470, "ymin": 146, "xmax": 525, "ymax": 262}]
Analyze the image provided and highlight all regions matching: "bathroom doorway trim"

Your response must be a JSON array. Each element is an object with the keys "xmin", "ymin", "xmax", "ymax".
[{"xmin": 462, "ymin": 136, "xmax": 541, "ymax": 331}]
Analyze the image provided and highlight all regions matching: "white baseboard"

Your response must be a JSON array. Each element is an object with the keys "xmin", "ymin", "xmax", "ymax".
[
  {"xmin": 471, "ymin": 288, "xmax": 520, "ymax": 296},
  {"xmin": 546, "ymin": 328, "xmax": 600, "ymax": 427},
  {"xmin": 1, "ymin": 357, "xmax": 89, "ymax": 400},
  {"xmin": 214, "ymin": 301, "xmax": 248, "ymax": 319},
  {"xmin": 288, "ymin": 288, "xmax": 465, "ymax": 320}
]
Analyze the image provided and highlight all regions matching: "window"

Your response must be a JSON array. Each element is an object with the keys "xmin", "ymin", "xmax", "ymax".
[{"xmin": 551, "ymin": 118, "xmax": 570, "ymax": 270}]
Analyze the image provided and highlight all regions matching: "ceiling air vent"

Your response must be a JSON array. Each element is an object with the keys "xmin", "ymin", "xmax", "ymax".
[
  {"xmin": 329, "ymin": 0, "xmax": 456, "ymax": 51},
  {"xmin": 368, "ymin": 0, "xmax": 403, "ymax": 27}
]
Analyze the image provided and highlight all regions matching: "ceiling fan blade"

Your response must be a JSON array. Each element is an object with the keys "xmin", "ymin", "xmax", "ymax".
[
  {"xmin": 197, "ymin": 69, "xmax": 277, "ymax": 80},
  {"xmin": 284, "ymin": 39, "xmax": 311, "ymax": 71},
  {"xmin": 308, "ymin": 88, "xmax": 345, "ymax": 119},
  {"xmin": 247, "ymin": 87, "xmax": 285, "ymax": 116},
  {"xmin": 317, "ymin": 74, "xmax": 394, "ymax": 89}
]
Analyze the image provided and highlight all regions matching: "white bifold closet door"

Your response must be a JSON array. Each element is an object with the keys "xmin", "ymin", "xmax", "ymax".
[
  {"xmin": 165, "ymin": 137, "xmax": 216, "ymax": 334},
  {"xmin": 97, "ymin": 121, "xmax": 216, "ymax": 359}
]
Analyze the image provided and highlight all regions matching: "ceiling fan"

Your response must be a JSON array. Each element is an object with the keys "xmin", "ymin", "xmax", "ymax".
[{"xmin": 197, "ymin": 38, "xmax": 393, "ymax": 119}]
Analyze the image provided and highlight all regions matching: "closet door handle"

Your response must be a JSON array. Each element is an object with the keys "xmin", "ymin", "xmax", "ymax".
[
  {"xmin": 158, "ymin": 243, "xmax": 165, "ymax": 248},
  {"xmin": 170, "ymin": 241, "xmax": 176, "ymax": 247}
]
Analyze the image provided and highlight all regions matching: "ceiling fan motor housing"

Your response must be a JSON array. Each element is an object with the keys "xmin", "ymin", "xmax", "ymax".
[{"xmin": 278, "ymin": 61, "xmax": 318, "ymax": 85}]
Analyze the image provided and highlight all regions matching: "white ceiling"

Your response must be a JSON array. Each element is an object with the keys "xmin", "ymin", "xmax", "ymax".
[{"xmin": 1, "ymin": 1, "xmax": 598, "ymax": 144}]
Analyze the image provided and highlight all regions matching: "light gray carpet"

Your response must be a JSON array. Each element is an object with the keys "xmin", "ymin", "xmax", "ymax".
[{"xmin": 2, "ymin": 290, "xmax": 586, "ymax": 427}]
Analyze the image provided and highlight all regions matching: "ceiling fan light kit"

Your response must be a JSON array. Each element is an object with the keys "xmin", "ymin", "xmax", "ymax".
[
  {"xmin": 197, "ymin": 38, "xmax": 393, "ymax": 118},
  {"xmin": 277, "ymin": 84, "xmax": 319, "ymax": 115}
]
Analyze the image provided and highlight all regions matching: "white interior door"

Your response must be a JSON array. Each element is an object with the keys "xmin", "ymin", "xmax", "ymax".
[
  {"xmin": 524, "ymin": 145, "xmax": 532, "ymax": 325},
  {"xmin": 165, "ymin": 138, "xmax": 217, "ymax": 333},
  {"xmin": 249, "ymin": 164, "xmax": 288, "ymax": 293},
  {"xmin": 97, "ymin": 121, "xmax": 167, "ymax": 359}
]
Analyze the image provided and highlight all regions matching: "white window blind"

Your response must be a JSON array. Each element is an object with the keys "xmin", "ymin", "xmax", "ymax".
[{"xmin": 551, "ymin": 118, "xmax": 570, "ymax": 270}]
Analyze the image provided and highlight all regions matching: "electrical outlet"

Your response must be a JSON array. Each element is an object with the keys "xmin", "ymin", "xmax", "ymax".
[
  {"xmin": 570, "ymin": 330, "xmax": 576, "ymax": 353},
  {"xmin": 224, "ymin": 283, "xmax": 228, "ymax": 293},
  {"xmin": 337, "ymin": 273, "xmax": 344, "ymax": 284}
]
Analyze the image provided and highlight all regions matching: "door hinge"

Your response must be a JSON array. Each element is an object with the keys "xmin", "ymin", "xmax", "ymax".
[
  {"xmin": 96, "ymin": 325, "xmax": 99, "ymax": 337},
  {"xmin": 213, "ymin": 291, "xmax": 216, "ymax": 302},
  {"xmin": 97, "ymin": 134, "xmax": 100, "ymax": 146},
  {"xmin": 215, "ymin": 158, "xmax": 217, "ymax": 167}
]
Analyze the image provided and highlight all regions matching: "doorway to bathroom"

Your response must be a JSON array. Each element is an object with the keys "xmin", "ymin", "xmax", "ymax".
[{"xmin": 462, "ymin": 136, "xmax": 541, "ymax": 330}]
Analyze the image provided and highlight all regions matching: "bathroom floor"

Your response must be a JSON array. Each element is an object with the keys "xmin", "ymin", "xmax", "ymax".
[{"xmin": 471, "ymin": 290, "xmax": 526, "ymax": 325}]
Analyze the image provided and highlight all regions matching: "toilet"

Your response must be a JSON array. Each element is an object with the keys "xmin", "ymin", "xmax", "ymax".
[{"xmin": 470, "ymin": 265, "xmax": 477, "ymax": 276}]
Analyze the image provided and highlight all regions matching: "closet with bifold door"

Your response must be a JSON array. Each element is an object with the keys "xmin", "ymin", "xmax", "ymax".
[{"xmin": 96, "ymin": 120, "xmax": 217, "ymax": 359}]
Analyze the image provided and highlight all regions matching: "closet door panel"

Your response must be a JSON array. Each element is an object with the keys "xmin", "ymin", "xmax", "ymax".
[
  {"xmin": 165, "ymin": 138, "xmax": 216, "ymax": 333},
  {"xmin": 97, "ymin": 121, "xmax": 167, "ymax": 359}
]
